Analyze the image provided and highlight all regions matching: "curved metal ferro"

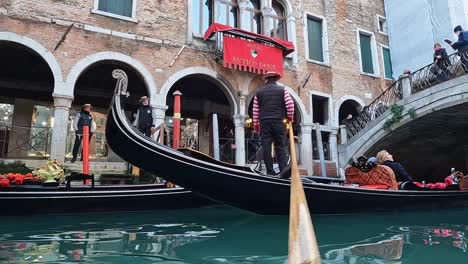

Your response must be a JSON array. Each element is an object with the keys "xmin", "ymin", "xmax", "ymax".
[{"xmin": 112, "ymin": 69, "xmax": 130, "ymax": 97}]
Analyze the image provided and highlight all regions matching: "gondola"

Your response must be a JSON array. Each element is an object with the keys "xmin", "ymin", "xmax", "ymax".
[
  {"xmin": 0, "ymin": 183, "xmax": 211, "ymax": 215},
  {"xmin": 106, "ymin": 69, "xmax": 468, "ymax": 215}
]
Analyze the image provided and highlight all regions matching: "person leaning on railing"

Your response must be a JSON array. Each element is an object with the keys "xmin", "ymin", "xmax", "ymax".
[
  {"xmin": 445, "ymin": 25, "xmax": 468, "ymax": 73},
  {"xmin": 432, "ymin": 43, "xmax": 450, "ymax": 81}
]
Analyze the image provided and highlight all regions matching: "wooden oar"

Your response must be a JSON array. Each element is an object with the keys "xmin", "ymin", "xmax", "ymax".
[{"xmin": 287, "ymin": 121, "xmax": 321, "ymax": 264}]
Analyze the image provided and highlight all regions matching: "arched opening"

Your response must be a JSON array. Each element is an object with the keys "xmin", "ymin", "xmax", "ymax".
[
  {"xmin": 70, "ymin": 61, "xmax": 148, "ymax": 161},
  {"xmin": 165, "ymin": 74, "xmax": 235, "ymax": 162},
  {"xmin": 338, "ymin": 99, "xmax": 362, "ymax": 125},
  {"xmin": 0, "ymin": 41, "xmax": 55, "ymax": 159}
]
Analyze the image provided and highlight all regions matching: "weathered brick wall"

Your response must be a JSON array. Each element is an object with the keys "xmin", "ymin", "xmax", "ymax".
[{"xmin": 0, "ymin": 0, "xmax": 391, "ymax": 120}]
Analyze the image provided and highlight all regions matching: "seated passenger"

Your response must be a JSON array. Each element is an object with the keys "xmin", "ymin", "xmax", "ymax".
[{"xmin": 376, "ymin": 150, "xmax": 414, "ymax": 182}]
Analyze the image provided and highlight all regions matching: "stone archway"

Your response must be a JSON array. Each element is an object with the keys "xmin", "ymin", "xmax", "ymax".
[
  {"xmin": 65, "ymin": 51, "xmax": 157, "ymax": 101},
  {"xmin": 158, "ymin": 67, "xmax": 238, "ymax": 115},
  {"xmin": 335, "ymin": 95, "xmax": 365, "ymax": 126},
  {"xmin": 0, "ymin": 33, "xmax": 62, "ymax": 159}
]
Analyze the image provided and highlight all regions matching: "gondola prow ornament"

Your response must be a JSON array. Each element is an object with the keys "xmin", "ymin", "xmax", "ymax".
[{"xmin": 287, "ymin": 120, "xmax": 321, "ymax": 264}]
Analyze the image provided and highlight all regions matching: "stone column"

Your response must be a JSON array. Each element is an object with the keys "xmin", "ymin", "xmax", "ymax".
[
  {"xmin": 261, "ymin": 6, "xmax": 273, "ymax": 38},
  {"xmin": 329, "ymin": 128, "xmax": 339, "ymax": 172},
  {"xmin": 8, "ymin": 99, "xmax": 36, "ymax": 158},
  {"xmin": 300, "ymin": 123, "xmax": 314, "ymax": 176},
  {"xmin": 234, "ymin": 114, "xmax": 247, "ymax": 166},
  {"xmin": 238, "ymin": 0, "xmax": 249, "ymax": 31},
  {"xmin": 400, "ymin": 73, "xmax": 412, "ymax": 99},
  {"xmin": 339, "ymin": 125, "xmax": 348, "ymax": 145},
  {"xmin": 50, "ymin": 94, "xmax": 73, "ymax": 162},
  {"xmin": 151, "ymin": 104, "xmax": 168, "ymax": 128}
]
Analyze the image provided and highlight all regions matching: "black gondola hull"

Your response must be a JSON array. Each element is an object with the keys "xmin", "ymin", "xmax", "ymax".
[
  {"xmin": 107, "ymin": 88, "xmax": 468, "ymax": 215},
  {"xmin": 0, "ymin": 184, "xmax": 212, "ymax": 215}
]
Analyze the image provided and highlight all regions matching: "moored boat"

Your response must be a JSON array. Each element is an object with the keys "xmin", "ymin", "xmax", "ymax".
[
  {"xmin": 0, "ymin": 183, "xmax": 211, "ymax": 215},
  {"xmin": 106, "ymin": 69, "xmax": 468, "ymax": 215}
]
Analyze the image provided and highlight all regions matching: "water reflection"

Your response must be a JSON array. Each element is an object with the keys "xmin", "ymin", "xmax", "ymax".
[{"xmin": 0, "ymin": 208, "xmax": 467, "ymax": 263}]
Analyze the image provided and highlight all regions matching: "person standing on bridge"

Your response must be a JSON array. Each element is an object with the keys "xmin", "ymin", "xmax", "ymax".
[
  {"xmin": 433, "ymin": 43, "xmax": 450, "ymax": 81},
  {"xmin": 253, "ymin": 71, "xmax": 295, "ymax": 176},
  {"xmin": 133, "ymin": 96, "xmax": 156, "ymax": 137},
  {"xmin": 445, "ymin": 25, "xmax": 468, "ymax": 72}
]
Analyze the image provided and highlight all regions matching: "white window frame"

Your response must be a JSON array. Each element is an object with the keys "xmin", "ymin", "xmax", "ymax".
[
  {"xmin": 303, "ymin": 12, "xmax": 330, "ymax": 67},
  {"xmin": 380, "ymin": 44, "xmax": 393, "ymax": 80},
  {"xmin": 91, "ymin": 0, "xmax": 138, "ymax": 23},
  {"xmin": 357, "ymin": 28, "xmax": 380, "ymax": 77},
  {"xmin": 310, "ymin": 91, "xmax": 333, "ymax": 127},
  {"xmin": 376, "ymin": 15, "xmax": 387, "ymax": 36}
]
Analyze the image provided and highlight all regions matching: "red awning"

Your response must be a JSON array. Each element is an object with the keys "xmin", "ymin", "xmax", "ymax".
[{"xmin": 204, "ymin": 23, "xmax": 295, "ymax": 56}]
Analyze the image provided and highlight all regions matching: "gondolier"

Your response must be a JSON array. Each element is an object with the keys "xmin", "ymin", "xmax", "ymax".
[
  {"xmin": 133, "ymin": 96, "xmax": 155, "ymax": 137},
  {"xmin": 71, "ymin": 104, "xmax": 95, "ymax": 163},
  {"xmin": 253, "ymin": 71, "xmax": 295, "ymax": 176}
]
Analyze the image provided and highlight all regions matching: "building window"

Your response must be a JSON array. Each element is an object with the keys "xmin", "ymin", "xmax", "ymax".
[
  {"xmin": 382, "ymin": 46, "xmax": 393, "ymax": 79},
  {"xmin": 377, "ymin": 15, "xmax": 387, "ymax": 35},
  {"xmin": 312, "ymin": 94, "xmax": 330, "ymax": 126},
  {"xmin": 269, "ymin": 1, "xmax": 287, "ymax": 40},
  {"xmin": 214, "ymin": 0, "xmax": 239, "ymax": 28},
  {"xmin": 193, "ymin": 0, "xmax": 214, "ymax": 35},
  {"xmin": 92, "ymin": 0, "xmax": 137, "ymax": 22},
  {"xmin": 358, "ymin": 30, "xmax": 379, "ymax": 75},
  {"xmin": 244, "ymin": 0, "xmax": 262, "ymax": 34},
  {"xmin": 306, "ymin": 16, "xmax": 324, "ymax": 62}
]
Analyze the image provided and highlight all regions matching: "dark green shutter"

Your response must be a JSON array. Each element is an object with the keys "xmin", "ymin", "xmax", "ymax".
[
  {"xmin": 359, "ymin": 33, "xmax": 374, "ymax": 74},
  {"xmin": 307, "ymin": 17, "xmax": 324, "ymax": 62},
  {"xmin": 98, "ymin": 0, "xmax": 133, "ymax": 17},
  {"xmin": 382, "ymin": 47, "xmax": 393, "ymax": 79}
]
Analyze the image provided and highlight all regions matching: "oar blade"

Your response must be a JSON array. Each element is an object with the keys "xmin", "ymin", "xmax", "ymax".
[{"xmin": 287, "ymin": 121, "xmax": 321, "ymax": 264}]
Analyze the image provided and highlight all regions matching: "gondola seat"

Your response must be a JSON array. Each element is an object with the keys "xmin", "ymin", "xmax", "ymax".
[{"xmin": 345, "ymin": 165, "xmax": 399, "ymax": 190}]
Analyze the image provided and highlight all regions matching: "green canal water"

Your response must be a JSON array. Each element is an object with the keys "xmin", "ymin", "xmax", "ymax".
[{"xmin": 0, "ymin": 206, "xmax": 467, "ymax": 263}]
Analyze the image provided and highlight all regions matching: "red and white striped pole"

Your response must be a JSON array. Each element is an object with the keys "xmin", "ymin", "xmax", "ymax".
[
  {"xmin": 82, "ymin": 125, "xmax": 90, "ymax": 184},
  {"xmin": 172, "ymin": 90, "xmax": 182, "ymax": 149}
]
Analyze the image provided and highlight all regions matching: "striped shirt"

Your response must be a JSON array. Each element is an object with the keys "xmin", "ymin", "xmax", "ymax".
[{"xmin": 253, "ymin": 88, "xmax": 295, "ymax": 127}]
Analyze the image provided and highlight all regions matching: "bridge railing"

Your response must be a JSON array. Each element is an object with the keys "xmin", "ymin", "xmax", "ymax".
[
  {"xmin": 344, "ymin": 51, "xmax": 468, "ymax": 141},
  {"xmin": 411, "ymin": 51, "xmax": 468, "ymax": 93},
  {"xmin": 346, "ymin": 80, "xmax": 402, "ymax": 138}
]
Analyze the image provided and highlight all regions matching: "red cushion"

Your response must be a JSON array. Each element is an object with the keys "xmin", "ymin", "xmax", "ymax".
[{"xmin": 345, "ymin": 165, "xmax": 398, "ymax": 190}]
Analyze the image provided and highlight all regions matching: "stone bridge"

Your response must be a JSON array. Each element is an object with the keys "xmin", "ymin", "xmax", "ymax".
[{"xmin": 339, "ymin": 53, "xmax": 468, "ymax": 181}]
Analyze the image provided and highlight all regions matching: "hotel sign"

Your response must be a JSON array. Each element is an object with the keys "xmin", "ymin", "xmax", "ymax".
[{"xmin": 223, "ymin": 35, "xmax": 284, "ymax": 76}]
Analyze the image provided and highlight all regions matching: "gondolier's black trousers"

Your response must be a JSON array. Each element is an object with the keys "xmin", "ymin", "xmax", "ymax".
[
  {"xmin": 138, "ymin": 126, "xmax": 152, "ymax": 137},
  {"xmin": 260, "ymin": 121, "xmax": 289, "ymax": 175},
  {"xmin": 72, "ymin": 133, "xmax": 93, "ymax": 160}
]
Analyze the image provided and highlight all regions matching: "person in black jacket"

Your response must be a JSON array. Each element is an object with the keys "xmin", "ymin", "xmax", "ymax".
[
  {"xmin": 376, "ymin": 150, "xmax": 413, "ymax": 182},
  {"xmin": 133, "ymin": 96, "xmax": 155, "ymax": 137},
  {"xmin": 446, "ymin": 25, "xmax": 468, "ymax": 72},
  {"xmin": 252, "ymin": 71, "xmax": 295, "ymax": 176},
  {"xmin": 432, "ymin": 43, "xmax": 450, "ymax": 81},
  {"xmin": 71, "ymin": 104, "xmax": 95, "ymax": 163}
]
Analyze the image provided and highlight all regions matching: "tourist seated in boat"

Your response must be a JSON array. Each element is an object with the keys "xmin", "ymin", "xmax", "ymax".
[
  {"xmin": 376, "ymin": 150, "xmax": 414, "ymax": 183},
  {"xmin": 345, "ymin": 156, "xmax": 399, "ymax": 190}
]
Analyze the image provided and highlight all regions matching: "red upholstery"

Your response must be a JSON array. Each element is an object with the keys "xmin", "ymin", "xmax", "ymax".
[{"xmin": 345, "ymin": 165, "xmax": 399, "ymax": 190}]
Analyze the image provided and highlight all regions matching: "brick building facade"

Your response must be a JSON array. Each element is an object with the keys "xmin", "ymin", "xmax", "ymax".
[{"xmin": 0, "ymin": 0, "xmax": 391, "ymax": 176}]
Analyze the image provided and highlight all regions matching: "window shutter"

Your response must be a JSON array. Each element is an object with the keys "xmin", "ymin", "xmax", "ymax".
[
  {"xmin": 383, "ymin": 48, "xmax": 393, "ymax": 79},
  {"xmin": 307, "ymin": 18, "xmax": 324, "ymax": 62},
  {"xmin": 360, "ymin": 34, "xmax": 374, "ymax": 74},
  {"xmin": 98, "ymin": 0, "xmax": 133, "ymax": 17}
]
